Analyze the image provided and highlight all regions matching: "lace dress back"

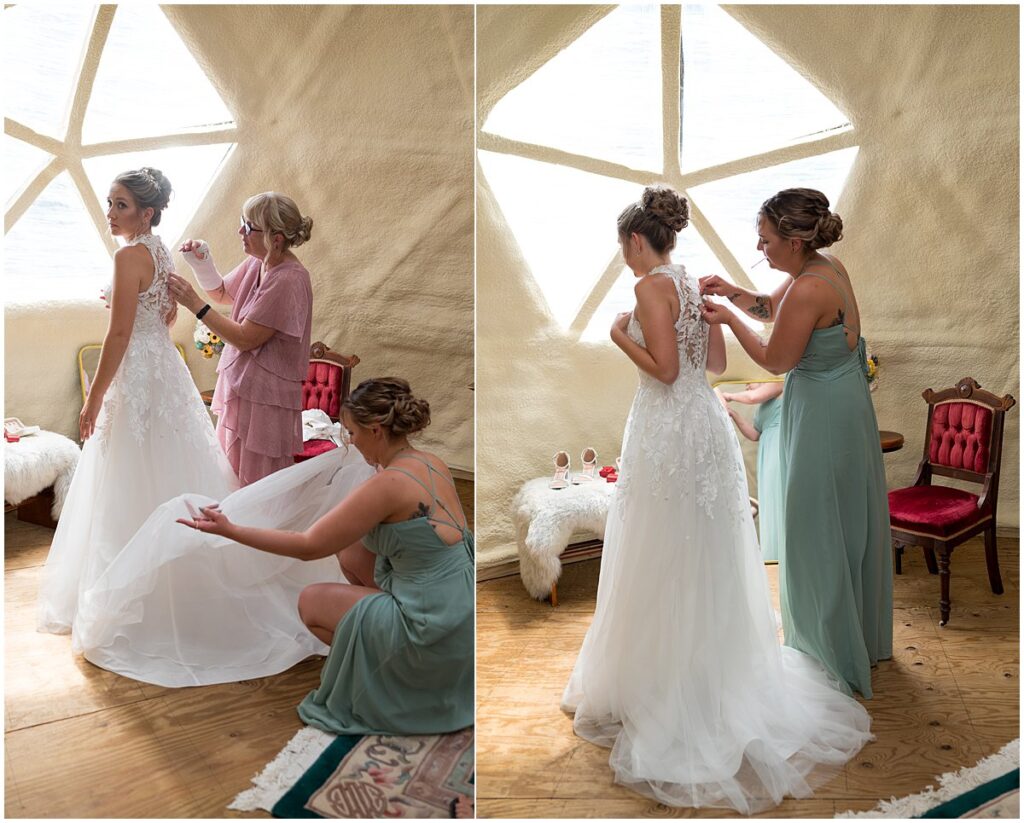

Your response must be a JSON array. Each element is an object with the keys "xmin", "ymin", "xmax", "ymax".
[{"xmin": 561, "ymin": 263, "xmax": 873, "ymax": 812}]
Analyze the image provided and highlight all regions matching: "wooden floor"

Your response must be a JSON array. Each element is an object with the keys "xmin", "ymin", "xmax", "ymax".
[
  {"xmin": 4, "ymin": 514, "xmax": 325, "ymax": 818},
  {"xmin": 476, "ymin": 535, "xmax": 1020, "ymax": 818}
]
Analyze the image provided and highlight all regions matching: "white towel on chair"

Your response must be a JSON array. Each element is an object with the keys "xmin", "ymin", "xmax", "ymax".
[{"xmin": 301, "ymin": 409, "xmax": 343, "ymax": 445}]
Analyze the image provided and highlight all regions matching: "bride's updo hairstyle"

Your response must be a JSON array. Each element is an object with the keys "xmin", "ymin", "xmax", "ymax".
[
  {"xmin": 617, "ymin": 184, "xmax": 690, "ymax": 254},
  {"xmin": 343, "ymin": 378, "xmax": 431, "ymax": 438},
  {"xmin": 114, "ymin": 167, "xmax": 172, "ymax": 226},
  {"xmin": 759, "ymin": 188, "xmax": 843, "ymax": 251},
  {"xmin": 242, "ymin": 192, "xmax": 314, "ymax": 252}
]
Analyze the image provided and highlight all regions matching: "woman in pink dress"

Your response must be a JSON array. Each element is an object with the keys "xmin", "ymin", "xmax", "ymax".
[{"xmin": 169, "ymin": 192, "xmax": 314, "ymax": 485}]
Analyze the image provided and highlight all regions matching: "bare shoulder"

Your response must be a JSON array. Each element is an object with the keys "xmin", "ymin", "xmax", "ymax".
[
  {"xmin": 634, "ymin": 273, "xmax": 674, "ymax": 300},
  {"xmin": 807, "ymin": 252, "xmax": 850, "ymax": 278},
  {"xmin": 394, "ymin": 450, "xmax": 452, "ymax": 482},
  {"xmin": 112, "ymin": 243, "xmax": 153, "ymax": 281},
  {"xmin": 113, "ymin": 243, "xmax": 151, "ymax": 265}
]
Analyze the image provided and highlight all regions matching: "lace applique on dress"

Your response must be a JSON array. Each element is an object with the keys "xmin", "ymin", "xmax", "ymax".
[
  {"xmin": 614, "ymin": 264, "xmax": 746, "ymax": 524},
  {"xmin": 95, "ymin": 235, "xmax": 216, "ymax": 455}
]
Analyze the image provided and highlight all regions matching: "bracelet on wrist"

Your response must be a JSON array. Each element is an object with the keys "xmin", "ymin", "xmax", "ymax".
[{"xmin": 195, "ymin": 304, "xmax": 211, "ymax": 320}]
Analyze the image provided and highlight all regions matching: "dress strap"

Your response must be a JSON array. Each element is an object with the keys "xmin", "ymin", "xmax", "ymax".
[
  {"xmin": 383, "ymin": 462, "xmax": 468, "ymax": 535},
  {"xmin": 799, "ymin": 270, "xmax": 859, "ymax": 337}
]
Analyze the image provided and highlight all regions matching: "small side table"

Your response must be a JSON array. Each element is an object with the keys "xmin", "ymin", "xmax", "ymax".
[
  {"xmin": 880, "ymin": 430, "xmax": 904, "ymax": 453},
  {"xmin": 200, "ymin": 390, "xmax": 214, "ymax": 407}
]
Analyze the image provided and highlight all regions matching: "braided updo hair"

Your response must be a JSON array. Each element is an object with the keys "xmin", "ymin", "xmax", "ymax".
[
  {"xmin": 242, "ymin": 192, "xmax": 314, "ymax": 253},
  {"xmin": 343, "ymin": 378, "xmax": 431, "ymax": 438},
  {"xmin": 114, "ymin": 167, "xmax": 172, "ymax": 226},
  {"xmin": 759, "ymin": 188, "xmax": 843, "ymax": 251},
  {"xmin": 617, "ymin": 185, "xmax": 690, "ymax": 254}
]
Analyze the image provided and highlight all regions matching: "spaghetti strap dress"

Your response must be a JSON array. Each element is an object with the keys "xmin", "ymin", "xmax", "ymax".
[
  {"xmin": 298, "ymin": 455, "xmax": 474, "ymax": 734},
  {"xmin": 779, "ymin": 259, "xmax": 893, "ymax": 698}
]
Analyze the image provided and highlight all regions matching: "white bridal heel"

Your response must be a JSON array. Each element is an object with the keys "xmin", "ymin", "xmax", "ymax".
[
  {"xmin": 572, "ymin": 447, "xmax": 598, "ymax": 483},
  {"xmin": 550, "ymin": 450, "xmax": 571, "ymax": 490}
]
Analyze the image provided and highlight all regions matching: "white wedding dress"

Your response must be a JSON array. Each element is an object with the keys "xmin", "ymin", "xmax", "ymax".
[
  {"xmin": 561, "ymin": 264, "xmax": 872, "ymax": 813},
  {"xmin": 37, "ymin": 233, "xmax": 375, "ymax": 686}
]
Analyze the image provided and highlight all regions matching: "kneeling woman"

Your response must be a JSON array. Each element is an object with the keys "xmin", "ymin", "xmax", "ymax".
[{"xmin": 185, "ymin": 378, "xmax": 474, "ymax": 735}]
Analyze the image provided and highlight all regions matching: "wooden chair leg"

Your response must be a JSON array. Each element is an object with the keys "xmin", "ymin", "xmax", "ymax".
[
  {"xmin": 893, "ymin": 541, "xmax": 903, "ymax": 575},
  {"xmin": 550, "ymin": 583, "xmax": 558, "ymax": 608},
  {"xmin": 937, "ymin": 548, "xmax": 952, "ymax": 627},
  {"xmin": 984, "ymin": 525, "xmax": 1004, "ymax": 595},
  {"xmin": 923, "ymin": 547, "xmax": 939, "ymax": 575}
]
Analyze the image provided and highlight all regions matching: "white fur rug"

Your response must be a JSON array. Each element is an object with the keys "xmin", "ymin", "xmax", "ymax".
[
  {"xmin": 836, "ymin": 739, "xmax": 1019, "ymax": 818},
  {"xmin": 3, "ymin": 430, "xmax": 80, "ymax": 518},
  {"xmin": 512, "ymin": 477, "xmax": 615, "ymax": 599}
]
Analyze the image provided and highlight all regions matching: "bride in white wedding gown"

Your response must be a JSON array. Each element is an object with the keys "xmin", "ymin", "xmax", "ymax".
[
  {"xmin": 561, "ymin": 186, "xmax": 872, "ymax": 813},
  {"xmin": 37, "ymin": 168, "xmax": 373, "ymax": 686}
]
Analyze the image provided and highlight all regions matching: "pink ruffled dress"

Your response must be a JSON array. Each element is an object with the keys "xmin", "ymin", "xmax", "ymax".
[{"xmin": 212, "ymin": 256, "xmax": 313, "ymax": 485}]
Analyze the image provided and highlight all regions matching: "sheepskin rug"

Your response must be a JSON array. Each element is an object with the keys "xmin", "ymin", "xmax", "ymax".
[
  {"xmin": 3, "ymin": 431, "xmax": 80, "ymax": 519},
  {"xmin": 512, "ymin": 477, "xmax": 615, "ymax": 599}
]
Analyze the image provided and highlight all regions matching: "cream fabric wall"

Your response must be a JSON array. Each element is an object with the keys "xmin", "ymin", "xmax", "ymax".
[
  {"xmin": 5, "ymin": 5, "xmax": 474, "ymax": 470},
  {"xmin": 477, "ymin": 4, "xmax": 1019, "ymax": 567}
]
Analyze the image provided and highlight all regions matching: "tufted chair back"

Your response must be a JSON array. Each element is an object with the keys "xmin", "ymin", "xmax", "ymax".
[
  {"xmin": 917, "ymin": 377, "xmax": 1014, "ymax": 507},
  {"xmin": 929, "ymin": 402, "xmax": 993, "ymax": 474},
  {"xmin": 301, "ymin": 342, "xmax": 360, "ymax": 422}
]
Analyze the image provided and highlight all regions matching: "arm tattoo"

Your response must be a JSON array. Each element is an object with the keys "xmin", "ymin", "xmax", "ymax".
[
  {"xmin": 409, "ymin": 501, "xmax": 431, "ymax": 520},
  {"xmin": 727, "ymin": 291, "xmax": 741, "ymax": 302},
  {"xmin": 749, "ymin": 294, "xmax": 771, "ymax": 320}
]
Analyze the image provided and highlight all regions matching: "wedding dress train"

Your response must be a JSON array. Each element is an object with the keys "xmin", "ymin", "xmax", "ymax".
[
  {"xmin": 561, "ymin": 264, "xmax": 872, "ymax": 813},
  {"xmin": 37, "ymin": 232, "xmax": 376, "ymax": 686}
]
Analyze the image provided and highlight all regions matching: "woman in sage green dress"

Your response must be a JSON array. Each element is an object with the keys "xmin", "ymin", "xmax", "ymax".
[
  {"xmin": 180, "ymin": 377, "xmax": 473, "ymax": 733},
  {"xmin": 701, "ymin": 188, "xmax": 892, "ymax": 698},
  {"xmin": 720, "ymin": 382, "xmax": 784, "ymax": 562}
]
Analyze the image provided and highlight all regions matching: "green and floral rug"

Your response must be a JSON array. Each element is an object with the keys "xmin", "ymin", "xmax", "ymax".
[{"xmin": 231, "ymin": 726, "xmax": 474, "ymax": 819}]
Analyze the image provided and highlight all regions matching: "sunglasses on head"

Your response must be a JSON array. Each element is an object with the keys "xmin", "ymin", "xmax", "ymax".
[{"xmin": 240, "ymin": 217, "xmax": 264, "ymax": 236}]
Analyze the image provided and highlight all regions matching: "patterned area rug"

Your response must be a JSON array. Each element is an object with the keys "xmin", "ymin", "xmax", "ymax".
[
  {"xmin": 230, "ymin": 726, "xmax": 474, "ymax": 818},
  {"xmin": 837, "ymin": 739, "xmax": 1019, "ymax": 818}
]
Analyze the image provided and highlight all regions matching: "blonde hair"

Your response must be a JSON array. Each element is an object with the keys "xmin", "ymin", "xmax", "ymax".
[
  {"xmin": 759, "ymin": 188, "xmax": 843, "ymax": 251},
  {"xmin": 242, "ymin": 192, "xmax": 314, "ymax": 252},
  {"xmin": 343, "ymin": 378, "xmax": 431, "ymax": 438},
  {"xmin": 617, "ymin": 185, "xmax": 689, "ymax": 254}
]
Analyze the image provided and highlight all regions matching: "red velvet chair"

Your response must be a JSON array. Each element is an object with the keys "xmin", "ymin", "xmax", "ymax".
[
  {"xmin": 294, "ymin": 342, "xmax": 359, "ymax": 463},
  {"xmin": 889, "ymin": 377, "xmax": 1015, "ymax": 626}
]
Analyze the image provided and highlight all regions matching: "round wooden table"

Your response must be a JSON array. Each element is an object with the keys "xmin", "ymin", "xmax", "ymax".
[{"xmin": 880, "ymin": 430, "xmax": 904, "ymax": 453}]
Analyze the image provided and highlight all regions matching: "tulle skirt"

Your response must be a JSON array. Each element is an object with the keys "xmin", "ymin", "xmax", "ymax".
[
  {"xmin": 72, "ymin": 447, "xmax": 374, "ymax": 687},
  {"xmin": 561, "ymin": 383, "xmax": 872, "ymax": 813}
]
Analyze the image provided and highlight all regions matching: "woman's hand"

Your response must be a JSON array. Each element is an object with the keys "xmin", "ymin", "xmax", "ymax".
[
  {"xmin": 700, "ymin": 298, "xmax": 734, "ymax": 327},
  {"xmin": 176, "ymin": 504, "xmax": 233, "ymax": 536},
  {"xmin": 79, "ymin": 394, "xmax": 103, "ymax": 441},
  {"xmin": 699, "ymin": 274, "xmax": 738, "ymax": 299},
  {"xmin": 179, "ymin": 239, "xmax": 204, "ymax": 255},
  {"xmin": 168, "ymin": 273, "xmax": 204, "ymax": 312},
  {"xmin": 714, "ymin": 386, "xmax": 729, "ymax": 411},
  {"xmin": 609, "ymin": 311, "xmax": 631, "ymax": 346}
]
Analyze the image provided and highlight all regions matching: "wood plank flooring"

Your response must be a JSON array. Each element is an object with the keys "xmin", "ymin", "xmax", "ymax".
[
  {"xmin": 4, "ymin": 514, "xmax": 325, "ymax": 818},
  {"xmin": 476, "ymin": 534, "xmax": 1019, "ymax": 818}
]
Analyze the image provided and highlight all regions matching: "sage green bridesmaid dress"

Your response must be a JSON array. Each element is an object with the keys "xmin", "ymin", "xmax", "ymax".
[
  {"xmin": 754, "ymin": 395, "xmax": 783, "ymax": 562},
  {"xmin": 779, "ymin": 261, "xmax": 893, "ymax": 698},
  {"xmin": 298, "ymin": 455, "xmax": 474, "ymax": 734}
]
